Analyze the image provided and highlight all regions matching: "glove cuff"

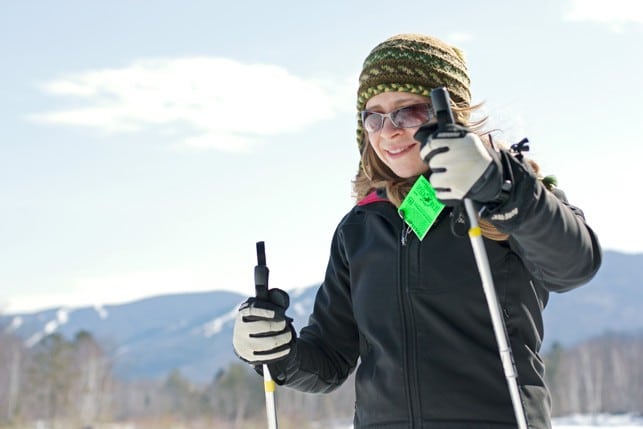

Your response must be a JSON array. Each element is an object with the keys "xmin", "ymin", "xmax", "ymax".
[
  {"xmin": 477, "ymin": 149, "xmax": 515, "ymax": 215},
  {"xmin": 466, "ymin": 146, "xmax": 505, "ymax": 204},
  {"xmin": 479, "ymin": 149, "xmax": 540, "ymax": 230}
]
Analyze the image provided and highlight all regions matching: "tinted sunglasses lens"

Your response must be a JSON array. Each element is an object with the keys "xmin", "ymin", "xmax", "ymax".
[
  {"xmin": 393, "ymin": 104, "xmax": 431, "ymax": 128},
  {"xmin": 363, "ymin": 112, "xmax": 383, "ymax": 133}
]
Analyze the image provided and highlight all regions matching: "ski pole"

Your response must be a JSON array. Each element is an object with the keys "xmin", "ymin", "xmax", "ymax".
[
  {"xmin": 429, "ymin": 88, "xmax": 528, "ymax": 429},
  {"xmin": 254, "ymin": 241, "xmax": 278, "ymax": 429}
]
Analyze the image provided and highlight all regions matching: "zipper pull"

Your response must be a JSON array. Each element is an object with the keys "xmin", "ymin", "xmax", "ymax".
[
  {"xmin": 401, "ymin": 225, "xmax": 411, "ymax": 246},
  {"xmin": 399, "ymin": 212, "xmax": 411, "ymax": 246}
]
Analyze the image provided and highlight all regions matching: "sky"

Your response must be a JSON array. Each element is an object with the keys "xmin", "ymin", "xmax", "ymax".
[{"xmin": 1, "ymin": 0, "xmax": 642, "ymax": 314}]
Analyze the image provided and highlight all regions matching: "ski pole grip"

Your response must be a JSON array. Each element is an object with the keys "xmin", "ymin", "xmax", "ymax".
[
  {"xmin": 431, "ymin": 87, "xmax": 455, "ymax": 128},
  {"xmin": 255, "ymin": 241, "xmax": 270, "ymax": 301}
]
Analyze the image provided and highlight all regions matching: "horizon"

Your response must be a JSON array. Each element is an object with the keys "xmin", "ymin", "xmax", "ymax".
[{"xmin": 1, "ymin": 249, "xmax": 636, "ymax": 316}]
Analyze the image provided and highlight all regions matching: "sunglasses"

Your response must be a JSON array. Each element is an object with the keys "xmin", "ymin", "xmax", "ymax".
[{"xmin": 361, "ymin": 103, "xmax": 433, "ymax": 133}]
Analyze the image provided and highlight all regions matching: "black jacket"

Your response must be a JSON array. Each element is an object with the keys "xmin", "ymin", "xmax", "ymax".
[{"xmin": 267, "ymin": 152, "xmax": 601, "ymax": 429}]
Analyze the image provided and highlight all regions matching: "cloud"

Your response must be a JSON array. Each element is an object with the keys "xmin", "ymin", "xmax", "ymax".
[
  {"xmin": 564, "ymin": 0, "xmax": 643, "ymax": 27},
  {"xmin": 31, "ymin": 57, "xmax": 353, "ymax": 152}
]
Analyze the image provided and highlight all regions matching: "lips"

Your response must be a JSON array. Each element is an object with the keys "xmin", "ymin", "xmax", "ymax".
[{"xmin": 385, "ymin": 144, "xmax": 415, "ymax": 157}]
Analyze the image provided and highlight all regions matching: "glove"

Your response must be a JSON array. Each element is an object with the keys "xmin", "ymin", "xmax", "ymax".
[
  {"xmin": 232, "ymin": 288, "xmax": 295, "ymax": 365},
  {"xmin": 415, "ymin": 123, "xmax": 504, "ymax": 206}
]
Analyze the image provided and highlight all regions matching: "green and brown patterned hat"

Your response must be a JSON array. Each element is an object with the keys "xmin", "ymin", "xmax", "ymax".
[{"xmin": 356, "ymin": 33, "xmax": 471, "ymax": 153}]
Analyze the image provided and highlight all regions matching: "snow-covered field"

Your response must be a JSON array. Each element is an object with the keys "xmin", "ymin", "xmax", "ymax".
[
  {"xmin": 553, "ymin": 414, "xmax": 643, "ymax": 428},
  {"xmin": 329, "ymin": 414, "xmax": 643, "ymax": 428}
]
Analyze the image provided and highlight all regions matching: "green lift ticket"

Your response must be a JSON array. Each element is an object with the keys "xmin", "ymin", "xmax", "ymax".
[{"xmin": 398, "ymin": 175, "xmax": 445, "ymax": 241}]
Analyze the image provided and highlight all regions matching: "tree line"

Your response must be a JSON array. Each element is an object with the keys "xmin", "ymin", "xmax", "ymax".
[
  {"xmin": 1, "ymin": 327, "xmax": 642, "ymax": 429},
  {"xmin": 545, "ymin": 333, "xmax": 643, "ymax": 416}
]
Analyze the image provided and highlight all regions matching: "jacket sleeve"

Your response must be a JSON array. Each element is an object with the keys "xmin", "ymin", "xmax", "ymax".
[
  {"xmin": 265, "ymin": 219, "xmax": 360, "ymax": 393},
  {"xmin": 484, "ymin": 150, "xmax": 602, "ymax": 292}
]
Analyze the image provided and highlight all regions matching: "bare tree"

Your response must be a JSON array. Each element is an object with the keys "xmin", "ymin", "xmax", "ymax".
[
  {"xmin": 23, "ymin": 333, "xmax": 75, "ymax": 427},
  {"xmin": 546, "ymin": 334, "xmax": 643, "ymax": 416},
  {"xmin": 209, "ymin": 363, "xmax": 265, "ymax": 427},
  {"xmin": 0, "ymin": 328, "xmax": 24, "ymax": 425},
  {"xmin": 71, "ymin": 330, "xmax": 114, "ymax": 426}
]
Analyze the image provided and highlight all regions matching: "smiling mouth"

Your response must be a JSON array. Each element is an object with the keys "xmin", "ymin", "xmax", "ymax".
[{"xmin": 386, "ymin": 144, "xmax": 415, "ymax": 156}]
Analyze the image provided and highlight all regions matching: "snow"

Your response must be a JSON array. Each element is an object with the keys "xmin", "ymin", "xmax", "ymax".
[
  {"xmin": 328, "ymin": 414, "xmax": 643, "ymax": 429},
  {"xmin": 5, "ymin": 316, "xmax": 23, "ymax": 332},
  {"xmin": 94, "ymin": 304, "xmax": 109, "ymax": 319},
  {"xmin": 553, "ymin": 413, "xmax": 643, "ymax": 428},
  {"xmin": 25, "ymin": 331, "xmax": 45, "ymax": 348},
  {"xmin": 292, "ymin": 298, "xmax": 313, "ymax": 318},
  {"xmin": 201, "ymin": 306, "xmax": 237, "ymax": 337},
  {"xmin": 24, "ymin": 307, "xmax": 71, "ymax": 347},
  {"xmin": 56, "ymin": 308, "xmax": 69, "ymax": 324}
]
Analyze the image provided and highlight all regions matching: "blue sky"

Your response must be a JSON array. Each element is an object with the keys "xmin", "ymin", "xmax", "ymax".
[{"xmin": 1, "ymin": 0, "xmax": 642, "ymax": 313}]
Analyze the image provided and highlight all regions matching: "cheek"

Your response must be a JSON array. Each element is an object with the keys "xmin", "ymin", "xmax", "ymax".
[
  {"xmin": 369, "ymin": 132, "xmax": 386, "ymax": 150},
  {"xmin": 371, "ymin": 142, "xmax": 388, "ymax": 163},
  {"xmin": 367, "ymin": 135, "xmax": 380, "ymax": 154}
]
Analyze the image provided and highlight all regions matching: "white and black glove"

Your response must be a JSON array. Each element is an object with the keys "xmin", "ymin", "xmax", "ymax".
[
  {"xmin": 232, "ymin": 288, "xmax": 295, "ymax": 365},
  {"xmin": 415, "ymin": 124, "xmax": 504, "ymax": 206}
]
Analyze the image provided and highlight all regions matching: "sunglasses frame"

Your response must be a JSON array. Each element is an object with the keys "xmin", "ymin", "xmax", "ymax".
[{"xmin": 361, "ymin": 103, "xmax": 434, "ymax": 133}]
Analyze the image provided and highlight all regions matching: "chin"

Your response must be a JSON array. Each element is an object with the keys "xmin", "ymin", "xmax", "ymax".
[{"xmin": 392, "ymin": 165, "xmax": 427, "ymax": 179}]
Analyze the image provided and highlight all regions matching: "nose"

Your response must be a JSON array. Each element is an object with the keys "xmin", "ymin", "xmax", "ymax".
[{"xmin": 379, "ymin": 116, "xmax": 401, "ymax": 138}]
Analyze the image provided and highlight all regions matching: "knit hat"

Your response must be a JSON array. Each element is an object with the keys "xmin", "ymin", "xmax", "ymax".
[{"xmin": 356, "ymin": 33, "xmax": 471, "ymax": 153}]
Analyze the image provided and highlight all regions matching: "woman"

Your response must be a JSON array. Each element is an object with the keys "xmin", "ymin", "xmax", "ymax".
[{"xmin": 232, "ymin": 33, "xmax": 601, "ymax": 429}]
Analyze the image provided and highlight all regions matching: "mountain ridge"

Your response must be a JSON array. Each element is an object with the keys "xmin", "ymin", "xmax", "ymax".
[{"xmin": 1, "ymin": 250, "xmax": 640, "ymax": 382}]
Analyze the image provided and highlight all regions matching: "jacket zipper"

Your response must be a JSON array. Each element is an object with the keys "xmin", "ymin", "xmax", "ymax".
[{"xmin": 399, "ymin": 221, "xmax": 421, "ymax": 427}]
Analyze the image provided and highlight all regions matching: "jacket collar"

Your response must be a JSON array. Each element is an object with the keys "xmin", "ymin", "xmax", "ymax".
[{"xmin": 357, "ymin": 190, "xmax": 389, "ymax": 206}]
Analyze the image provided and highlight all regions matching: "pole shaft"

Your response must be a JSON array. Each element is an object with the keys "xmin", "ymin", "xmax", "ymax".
[
  {"xmin": 263, "ymin": 364, "xmax": 278, "ymax": 429},
  {"xmin": 464, "ymin": 199, "xmax": 528, "ymax": 429},
  {"xmin": 255, "ymin": 242, "xmax": 279, "ymax": 429}
]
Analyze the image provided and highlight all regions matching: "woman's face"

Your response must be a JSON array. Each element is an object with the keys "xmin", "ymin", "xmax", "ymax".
[{"xmin": 364, "ymin": 92, "xmax": 431, "ymax": 179}]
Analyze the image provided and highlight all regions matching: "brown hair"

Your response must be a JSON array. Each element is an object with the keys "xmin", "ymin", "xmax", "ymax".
[{"xmin": 352, "ymin": 102, "xmax": 540, "ymax": 241}]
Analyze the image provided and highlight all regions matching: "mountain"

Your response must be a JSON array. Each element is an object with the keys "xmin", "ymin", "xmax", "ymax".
[
  {"xmin": 1, "ymin": 287, "xmax": 318, "ymax": 383},
  {"xmin": 542, "ymin": 250, "xmax": 643, "ymax": 349},
  {"xmin": 1, "ymin": 250, "xmax": 641, "ymax": 383}
]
